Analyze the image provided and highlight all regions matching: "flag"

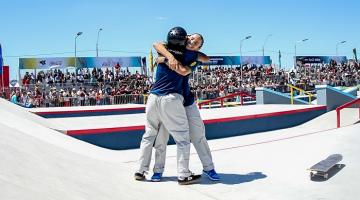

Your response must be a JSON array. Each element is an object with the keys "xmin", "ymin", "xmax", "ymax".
[
  {"xmin": 353, "ymin": 48, "xmax": 358, "ymax": 62},
  {"xmin": 141, "ymin": 57, "xmax": 147, "ymax": 75},
  {"xmin": 0, "ymin": 43, "xmax": 3, "ymax": 75},
  {"xmin": 149, "ymin": 49, "xmax": 155, "ymax": 73},
  {"xmin": 0, "ymin": 44, "xmax": 3, "ymax": 90},
  {"xmin": 278, "ymin": 50, "xmax": 282, "ymax": 69}
]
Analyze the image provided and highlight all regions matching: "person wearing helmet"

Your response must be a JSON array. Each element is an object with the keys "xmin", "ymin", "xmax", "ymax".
[
  {"xmin": 150, "ymin": 33, "xmax": 220, "ymax": 182},
  {"xmin": 135, "ymin": 27, "xmax": 202, "ymax": 185}
]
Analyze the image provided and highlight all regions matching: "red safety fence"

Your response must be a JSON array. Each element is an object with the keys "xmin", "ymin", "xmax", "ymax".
[
  {"xmin": 336, "ymin": 98, "xmax": 360, "ymax": 128},
  {"xmin": 198, "ymin": 92, "xmax": 256, "ymax": 109}
]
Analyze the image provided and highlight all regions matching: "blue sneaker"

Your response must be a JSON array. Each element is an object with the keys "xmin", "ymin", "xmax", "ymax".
[
  {"xmin": 151, "ymin": 173, "xmax": 163, "ymax": 182},
  {"xmin": 203, "ymin": 169, "xmax": 220, "ymax": 181}
]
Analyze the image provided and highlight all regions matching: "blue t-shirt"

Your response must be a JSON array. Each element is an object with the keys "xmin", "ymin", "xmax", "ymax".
[
  {"xmin": 183, "ymin": 61, "xmax": 199, "ymax": 107},
  {"xmin": 151, "ymin": 50, "xmax": 199, "ymax": 96},
  {"xmin": 11, "ymin": 95, "xmax": 18, "ymax": 104}
]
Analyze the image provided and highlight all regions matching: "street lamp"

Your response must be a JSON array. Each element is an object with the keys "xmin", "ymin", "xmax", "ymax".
[
  {"xmin": 336, "ymin": 40, "xmax": 346, "ymax": 56},
  {"xmin": 96, "ymin": 28, "xmax": 103, "ymax": 57},
  {"xmin": 294, "ymin": 38, "xmax": 309, "ymax": 68},
  {"xmin": 262, "ymin": 34, "xmax": 272, "ymax": 56},
  {"xmin": 75, "ymin": 32, "xmax": 83, "ymax": 69},
  {"xmin": 240, "ymin": 35, "xmax": 252, "ymax": 80}
]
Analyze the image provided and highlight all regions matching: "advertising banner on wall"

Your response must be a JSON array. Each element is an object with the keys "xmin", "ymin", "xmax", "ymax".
[
  {"xmin": 295, "ymin": 56, "xmax": 347, "ymax": 64},
  {"xmin": 0, "ymin": 66, "xmax": 9, "ymax": 88},
  {"xmin": 203, "ymin": 56, "xmax": 271, "ymax": 66},
  {"xmin": 19, "ymin": 57, "xmax": 143, "ymax": 69},
  {"xmin": 0, "ymin": 44, "xmax": 3, "ymax": 75}
]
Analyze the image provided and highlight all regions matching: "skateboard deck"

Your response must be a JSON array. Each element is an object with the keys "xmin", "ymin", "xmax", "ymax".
[{"xmin": 308, "ymin": 154, "xmax": 343, "ymax": 179}]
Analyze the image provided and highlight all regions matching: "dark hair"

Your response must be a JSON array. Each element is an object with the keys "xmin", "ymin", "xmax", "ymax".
[{"xmin": 193, "ymin": 33, "xmax": 204, "ymax": 49}]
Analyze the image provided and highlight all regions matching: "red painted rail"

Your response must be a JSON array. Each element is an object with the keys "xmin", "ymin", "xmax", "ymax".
[
  {"xmin": 336, "ymin": 98, "xmax": 360, "ymax": 128},
  {"xmin": 198, "ymin": 92, "xmax": 256, "ymax": 109}
]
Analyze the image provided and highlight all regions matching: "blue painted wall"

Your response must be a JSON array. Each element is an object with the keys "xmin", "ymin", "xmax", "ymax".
[
  {"xmin": 70, "ymin": 108, "xmax": 326, "ymax": 150},
  {"xmin": 316, "ymin": 85, "xmax": 357, "ymax": 111}
]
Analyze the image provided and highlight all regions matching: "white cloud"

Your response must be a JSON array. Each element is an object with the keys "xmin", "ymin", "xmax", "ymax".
[{"xmin": 155, "ymin": 16, "xmax": 167, "ymax": 21}]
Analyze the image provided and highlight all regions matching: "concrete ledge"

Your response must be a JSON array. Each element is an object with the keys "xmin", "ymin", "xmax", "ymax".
[
  {"xmin": 316, "ymin": 85, "xmax": 357, "ymax": 111},
  {"xmin": 343, "ymin": 86, "xmax": 359, "ymax": 96}
]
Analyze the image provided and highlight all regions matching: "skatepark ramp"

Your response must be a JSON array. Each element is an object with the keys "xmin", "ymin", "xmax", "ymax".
[
  {"xmin": 0, "ymin": 110, "xmax": 197, "ymax": 200},
  {"xmin": 316, "ymin": 85, "xmax": 357, "ymax": 111},
  {"xmin": 342, "ymin": 86, "xmax": 359, "ymax": 96},
  {"xmin": 1, "ymin": 96, "xmax": 360, "ymax": 199},
  {"xmin": 256, "ymin": 87, "xmax": 310, "ymax": 105},
  {"xmin": 0, "ymin": 98, "xmax": 66, "ymax": 132}
]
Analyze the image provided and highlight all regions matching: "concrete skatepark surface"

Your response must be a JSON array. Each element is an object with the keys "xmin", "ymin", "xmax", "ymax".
[{"xmin": 1, "ymin": 98, "xmax": 360, "ymax": 200}]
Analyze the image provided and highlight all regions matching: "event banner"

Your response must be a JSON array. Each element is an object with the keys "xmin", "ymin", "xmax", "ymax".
[
  {"xmin": 203, "ymin": 56, "xmax": 271, "ymax": 66},
  {"xmin": 19, "ymin": 57, "xmax": 143, "ymax": 69},
  {"xmin": 0, "ymin": 43, "xmax": 3, "ymax": 75},
  {"xmin": 0, "ymin": 66, "xmax": 9, "ymax": 88},
  {"xmin": 295, "ymin": 56, "xmax": 347, "ymax": 64}
]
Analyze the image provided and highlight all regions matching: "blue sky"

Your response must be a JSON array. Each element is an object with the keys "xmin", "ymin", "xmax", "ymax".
[{"xmin": 1, "ymin": 0, "xmax": 359, "ymax": 80}]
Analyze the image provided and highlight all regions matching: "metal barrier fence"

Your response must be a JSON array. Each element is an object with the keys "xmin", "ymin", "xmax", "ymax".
[
  {"xmin": 336, "ymin": 98, "xmax": 360, "ymax": 128},
  {"xmin": 33, "ymin": 94, "xmax": 148, "ymax": 107},
  {"xmin": 198, "ymin": 91, "xmax": 256, "ymax": 109}
]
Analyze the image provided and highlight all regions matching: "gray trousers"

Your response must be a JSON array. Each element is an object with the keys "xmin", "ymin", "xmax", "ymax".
[
  {"xmin": 153, "ymin": 102, "xmax": 215, "ymax": 173},
  {"xmin": 138, "ymin": 93, "xmax": 192, "ymax": 177}
]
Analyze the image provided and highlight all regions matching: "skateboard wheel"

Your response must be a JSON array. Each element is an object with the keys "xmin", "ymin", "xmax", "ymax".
[
  {"xmin": 310, "ymin": 172, "xmax": 314, "ymax": 178},
  {"xmin": 324, "ymin": 174, "xmax": 328, "ymax": 179}
]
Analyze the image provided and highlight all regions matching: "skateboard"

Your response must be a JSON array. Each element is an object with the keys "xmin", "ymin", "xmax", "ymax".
[{"xmin": 308, "ymin": 154, "xmax": 343, "ymax": 179}]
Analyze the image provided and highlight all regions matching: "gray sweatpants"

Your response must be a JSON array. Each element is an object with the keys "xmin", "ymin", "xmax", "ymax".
[
  {"xmin": 153, "ymin": 102, "xmax": 215, "ymax": 173},
  {"xmin": 138, "ymin": 93, "xmax": 192, "ymax": 178}
]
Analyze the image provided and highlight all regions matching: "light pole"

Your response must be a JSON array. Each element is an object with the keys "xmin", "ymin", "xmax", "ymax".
[
  {"xmin": 336, "ymin": 40, "xmax": 346, "ymax": 56},
  {"xmin": 96, "ymin": 28, "xmax": 103, "ymax": 57},
  {"xmin": 262, "ymin": 34, "xmax": 272, "ymax": 56},
  {"xmin": 240, "ymin": 35, "xmax": 252, "ymax": 80},
  {"xmin": 294, "ymin": 38, "xmax": 309, "ymax": 68},
  {"xmin": 75, "ymin": 32, "xmax": 83, "ymax": 69}
]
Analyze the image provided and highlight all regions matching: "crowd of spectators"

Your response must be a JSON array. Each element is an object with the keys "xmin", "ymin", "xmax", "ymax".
[
  {"xmin": 13, "ymin": 68, "xmax": 152, "ymax": 107},
  {"xmin": 291, "ymin": 60, "xmax": 360, "ymax": 90},
  {"xmin": 10, "ymin": 60, "xmax": 360, "ymax": 107},
  {"xmin": 190, "ymin": 65, "xmax": 288, "ymax": 100},
  {"xmin": 190, "ymin": 60, "xmax": 360, "ymax": 100},
  {"xmin": 22, "ymin": 67, "xmax": 152, "ymax": 89}
]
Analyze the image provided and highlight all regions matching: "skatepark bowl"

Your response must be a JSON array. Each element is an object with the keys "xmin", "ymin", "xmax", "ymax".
[{"xmin": 1, "ymin": 97, "xmax": 360, "ymax": 200}]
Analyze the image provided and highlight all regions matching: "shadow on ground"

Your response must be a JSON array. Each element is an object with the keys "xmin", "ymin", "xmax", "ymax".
[
  {"xmin": 200, "ymin": 171, "xmax": 267, "ymax": 185},
  {"xmin": 148, "ymin": 171, "xmax": 267, "ymax": 185}
]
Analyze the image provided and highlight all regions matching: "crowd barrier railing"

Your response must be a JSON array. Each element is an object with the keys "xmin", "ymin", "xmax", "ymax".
[
  {"xmin": 287, "ymin": 84, "xmax": 314, "ymax": 104},
  {"xmin": 336, "ymin": 98, "xmax": 360, "ymax": 128},
  {"xmin": 31, "ymin": 94, "xmax": 148, "ymax": 108},
  {"xmin": 198, "ymin": 91, "xmax": 256, "ymax": 109}
]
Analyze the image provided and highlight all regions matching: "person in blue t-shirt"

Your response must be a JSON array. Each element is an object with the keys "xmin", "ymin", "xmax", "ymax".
[
  {"xmin": 152, "ymin": 33, "xmax": 219, "ymax": 182},
  {"xmin": 135, "ymin": 28, "xmax": 203, "ymax": 184},
  {"xmin": 11, "ymin": 90, "xmax": 20, "ymax": 105}
]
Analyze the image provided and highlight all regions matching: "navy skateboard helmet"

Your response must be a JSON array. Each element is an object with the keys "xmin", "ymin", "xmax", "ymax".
[{"xmin": 167, "ymin": 26, "xmax": 187, "ymax": 47}]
